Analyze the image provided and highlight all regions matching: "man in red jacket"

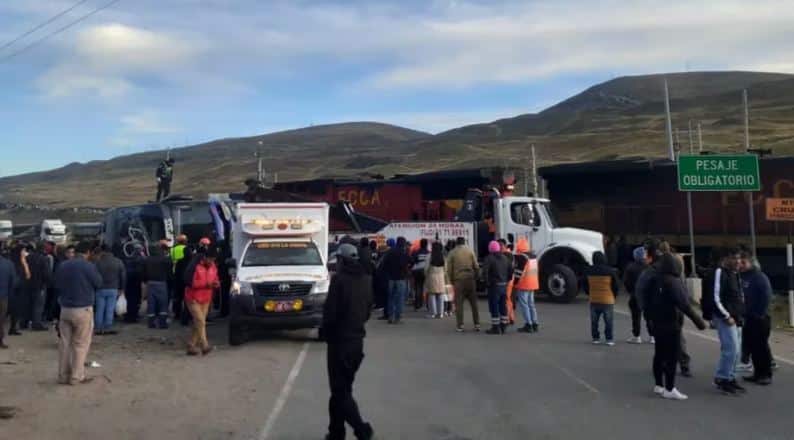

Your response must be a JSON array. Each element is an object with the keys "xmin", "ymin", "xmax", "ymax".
[{"xmin": 184, "ymin": 249, "xmax": 220, "ymax": 356}]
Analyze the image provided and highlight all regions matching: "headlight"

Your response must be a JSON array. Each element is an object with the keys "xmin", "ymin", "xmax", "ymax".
[
  {"xmin": 310, "ymin": 279, "xmax": 330, "ymax": 294},
  {"xmin": 231, "ymin": 281, "xmax": 254, "ymax": 296}
]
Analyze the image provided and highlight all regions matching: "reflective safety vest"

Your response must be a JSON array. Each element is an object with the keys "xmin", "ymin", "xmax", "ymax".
[{"xmin": 516, "ymin": 258, "xmax": 539, "ymax": 291}]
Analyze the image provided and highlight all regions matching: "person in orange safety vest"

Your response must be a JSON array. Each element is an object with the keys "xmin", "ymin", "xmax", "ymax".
[{"xmin": 513, "ymin": 238, "xmax": 540, "ymax": 333}]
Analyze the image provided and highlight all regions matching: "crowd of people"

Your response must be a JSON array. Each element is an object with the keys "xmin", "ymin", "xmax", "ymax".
[{"xmin": 0, "ymin": 234, "xmax": 224, "ymax": 383}]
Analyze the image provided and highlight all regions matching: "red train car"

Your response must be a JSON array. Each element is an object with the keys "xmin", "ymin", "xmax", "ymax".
[
  {"xmin": 274, "ymin": 168, "xmax": 518, "ymax": 229},
  {"xmin": 539, "ymin": 156, "xmax": 794, "ymax": 285}
]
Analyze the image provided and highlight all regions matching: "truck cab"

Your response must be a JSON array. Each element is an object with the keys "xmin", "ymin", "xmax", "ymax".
[
  {"xmin": 493, "ymin": 196, "xmax": 604, "ymax": 302},
  {"xmin": 40, "ymin": 219, "xmax": 67, "ymax": 245},
  {"xmin": 226, "ymin": 203, "xmax": 330, "ymax": 345},
  {"xmin": 0, "ymin": 220, "xmax": 12, "ymax": 241}
]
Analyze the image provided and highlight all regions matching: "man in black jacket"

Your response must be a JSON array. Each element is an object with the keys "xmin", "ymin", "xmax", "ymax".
[
  {"xmin": 623, "ymin": 246, "xmax": 650, "ymax": 344},
  {"xmin": 26, "ymin": 243, "xmax": 53, "ymax": 331},
  {"xmin": 322, "ymin": 244, "xmax": 374, "ymax": 440},
  {"xmin": 710, "ymin": 248, "xmax": 746, "ymax": 395},
  {"xmin": 739, "ymin": 253, "xmax": 774, "ymax": 385}
]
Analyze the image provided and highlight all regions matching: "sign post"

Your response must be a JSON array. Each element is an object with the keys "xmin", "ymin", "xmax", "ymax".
[{"xmin": 766, "ymin": 198, "xmax": 794, "ymax": 327}]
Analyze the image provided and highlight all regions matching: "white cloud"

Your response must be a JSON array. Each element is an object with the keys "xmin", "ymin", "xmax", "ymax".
[
  {"xmin": 37, "ymin": 23, "xmax": 205, "ymax": 99},
  {"xmin": 120, "ymin": 110, "xmax": 180, "ymax": 135}
]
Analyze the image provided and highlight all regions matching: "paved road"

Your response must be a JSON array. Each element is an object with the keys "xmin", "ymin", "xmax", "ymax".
[
  {"xmin": 264, "ymin": 298, "xmax": 794, "ymax": 440},
  {"xmin": 2, "ymin": 298, "xmax": 793, "ymax": 440}
]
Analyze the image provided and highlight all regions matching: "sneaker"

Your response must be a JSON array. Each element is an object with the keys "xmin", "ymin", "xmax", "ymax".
[
  {"xmin": 728, "ymin": 380, "xmax": 747, "ymax": 393},
  {"xmin": 715, "ymin": 379, "xmax": 737, "ymax": 396},
  {"xmin": 0, "ymin": 342, "xmax": 8, "ymax": 349},
  {"xmin": 662, "ymin": 388, "xmax": 688, "ymax": 400},
  {"xmin": 736, "ymin": 362, "xmax": 753, "ymax": 372},
  {"xmin": 426, "ymin": 314, "xmax": 436, "ymax": 319},
  {"xmin": 680, "ymin": 368, "xmax": 692, "ymax": 378},
  {"xmin": 606, "ymin": 341, "xmax": 615, "ymax": 347},
  {"xmin": 592, "ymin": 340, "xmax": 602, "ymax": 345},
  {"xmin": 756, "ymin": 377, "xmax": 772, "ymax": 386},
  {"xmin": 518, "ymin": 324, "xmax": 532, "ymax": 333},
  {"xmin": 653, "ymin": 385, "xmax": 665, "ymax": 395},
  {"xmin": 627, "ymin": 336, "xmax": 643, "ymax": 344},
  {"xmin": 649, "ymin": 337, "xmax": 655, "ymax": 344},
  {"xmin": 456, "ymin": 326, "xmax": 464, "ymax": 333},
  {"xmin": 473, "ymin": 325, "xmax": 481, "ymax": 332}
]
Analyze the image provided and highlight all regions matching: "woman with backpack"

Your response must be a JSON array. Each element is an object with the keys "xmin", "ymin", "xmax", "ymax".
[
  {"xmin": 646, "ymin": 253, "xmax": 707, "ymax": 400},
  {"xmin": 424, "ymin": 242, "xmax": 448, "ymax": 319}
]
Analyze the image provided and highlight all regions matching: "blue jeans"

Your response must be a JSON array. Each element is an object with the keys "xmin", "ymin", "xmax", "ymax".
[
  {"xmin": 487, "ymin": 284, "xmax": 508, "ymax": 325},
  {"xmin": 388, "ymin": 280, "xmax": 408, "ymax": 321},
  {"xmin": 714, "ymin": 319, "xmax": 740, "ymax": 380},
  {"xmin": 590, "ymin": 303, "xmax": 614, "ymax": 341},
  {"xmin": 427, "ymin": 293, "xmax": 444, "ymax": 317},
  {"xmin": 514, "ymin": 289, "xmax": 538, "ymax": 325},
  {"xmin": 95, "ymin": 289, "xmax": 118, "ymax": 331},
  {"xmin": 147, "ymin": 282, "xmax": 169, "ymax": 319}
]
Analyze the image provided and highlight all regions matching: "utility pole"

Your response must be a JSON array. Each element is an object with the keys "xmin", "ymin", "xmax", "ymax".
[
  {"xmin": 664, "ymin": 79, "xmax": 675, "ymax": 161},
  {"xmin": 744, "ymin": 89, "xmax": 757, "ymax": 255},
  {"xmin": 531, "ymin": 144, "xmax": 538, "ymax": 196},
  {"xmin": 697, "ymin": 122, "xmax": 703, "ymax": 153},
  {"xmin": 256, "ymin": 140, "xmax": 264, "ymax": 182}
]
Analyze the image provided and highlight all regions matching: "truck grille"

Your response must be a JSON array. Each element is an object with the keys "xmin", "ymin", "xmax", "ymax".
[{"xmin": 253, "ymin": 282, "xmax": 313, "ymax": 297}]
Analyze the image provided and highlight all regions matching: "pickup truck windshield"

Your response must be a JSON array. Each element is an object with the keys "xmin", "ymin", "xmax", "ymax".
[{"xmin": 243, "ymin": 242, "xmax": 323, "ymax": 267}]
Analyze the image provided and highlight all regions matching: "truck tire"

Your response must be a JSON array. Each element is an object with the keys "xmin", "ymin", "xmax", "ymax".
[
  {"xmin": 229, "ymin": 321, "xmax": 246, "ymax": 346},
  {"xmin": 543, "ymin": 264, "xmax": 578, "ymax": 303}
]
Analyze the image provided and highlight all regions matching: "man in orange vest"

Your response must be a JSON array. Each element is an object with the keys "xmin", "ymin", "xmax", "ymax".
[{"xmin": 513, "ymin": 238, "xmax": 540, "ymax": 333}]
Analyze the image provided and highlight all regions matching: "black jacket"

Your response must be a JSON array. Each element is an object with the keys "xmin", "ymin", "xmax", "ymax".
[
  {"xmin": 712, "ymin": 267, "xmax": 745, "ymax": 323},
  {"xmin": 646, "ymin": 255, "xmax": 705, "ymax": 332},
  {"xmin": 323, "ymin": 259, "xmax": 373, "ymax": 342},
  {"xmin": 482, "ymin": 252, "xmax": 512, "ymax": 287},
  {"xmin": 381, "ymin": 248, "xmax": 411, "ymax": 281},
  {"xmin": 622, "ymin": 261, "xmax": 646, "ymax": 298},
  {"xmin": 141, "ymin": 255, "xmax": 172, "ymax": 283},
  {"xmin": 741, "ymin": 267, "xmax": 772, "ymax": 319},
  {"xmin": 26, "ymin": 252, "xmax": 52, "ymax": 291}
]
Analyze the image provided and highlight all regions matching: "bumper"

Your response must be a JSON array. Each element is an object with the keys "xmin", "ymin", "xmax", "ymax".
[{"xmin": 230, "ymin": 293, "xmax": 327, "ymax": 330}]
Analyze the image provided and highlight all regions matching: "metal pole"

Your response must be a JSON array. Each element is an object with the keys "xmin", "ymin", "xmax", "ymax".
[
  {"xmin": 686, "ymin": 122, "xmax": 696, "ymax": 276},
  {"xmin": 531, "ymin": 144, "xmax": 538, "ymax": 196},
  {"xmin": 697, "ymin": 122, "xmax": 703, "ymax": 153},
  {"xmin": 744, "ymin": 89, "xmax": 757, "ymax": 255},
  {"xmin": 664, "ymin": 79, "xmax": 675, "ymax": 161},
  {"xmin": 788, "ymin": 224, "xmax": 793, "ymax": 327}
]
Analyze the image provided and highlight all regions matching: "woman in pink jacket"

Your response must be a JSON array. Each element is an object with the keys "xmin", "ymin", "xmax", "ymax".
[{"xmin": 184, "ymin": 250, "xmax": 219, "ymax": 356}]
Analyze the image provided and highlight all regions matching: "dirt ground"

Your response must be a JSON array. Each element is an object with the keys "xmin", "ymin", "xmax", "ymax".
[{"xmin": 0, "ymin": 318, "xmax": 314, "ymax": 440}]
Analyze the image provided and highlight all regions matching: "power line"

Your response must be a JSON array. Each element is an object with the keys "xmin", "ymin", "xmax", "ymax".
[
  {"xmin": 0, "ymin": 0, "xmax": 91, "ymax": 54},
  {"xmin": 0, "ymin": 0, "xmax": 123, "ymax": 65}
]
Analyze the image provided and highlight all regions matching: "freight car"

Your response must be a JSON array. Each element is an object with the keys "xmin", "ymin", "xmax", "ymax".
[{"xmin": 539, "ymin": 156, "xmax": 794, "ymax": 288}]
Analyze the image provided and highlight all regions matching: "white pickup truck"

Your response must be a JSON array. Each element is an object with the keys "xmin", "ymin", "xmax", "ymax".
[
  {"xmin": 375, "ymin": 195, "xmax": 603, "ymax": 303},
  {"xmin": 225, "ymin": 202, "xmax": 330, "ymax": 345}
]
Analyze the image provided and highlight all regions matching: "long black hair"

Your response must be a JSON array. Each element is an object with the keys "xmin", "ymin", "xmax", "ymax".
[{"xmin": 430, "ymin": 242, "xmax": 445, "ymax": 267}]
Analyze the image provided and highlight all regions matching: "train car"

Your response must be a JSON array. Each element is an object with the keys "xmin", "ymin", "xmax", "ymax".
[{"xmin": 539, "ymin": 156, "xmax": 794, "ymax": 287}]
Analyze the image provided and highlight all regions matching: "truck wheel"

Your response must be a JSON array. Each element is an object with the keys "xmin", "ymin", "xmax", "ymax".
[
  {"xmin": 543, "ymin": 264, "xmax": 578, "ymax": 303},
  {"xmin": 229, "ymin": 321, "xmax": 246, "ymax": 346}
]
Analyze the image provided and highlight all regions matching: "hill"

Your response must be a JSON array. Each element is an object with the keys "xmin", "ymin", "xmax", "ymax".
[{"xmin": 2, "ymin": 70, "xmax": 794, "ymax": 210}]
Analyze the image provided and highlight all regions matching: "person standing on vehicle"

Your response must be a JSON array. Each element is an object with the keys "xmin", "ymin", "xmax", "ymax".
[
  {"xmin": 93, "ymin": 245, "xmax": 125, "ymax": 335},
  {"xmin": 55, "ymin": 241, "xmax": 102, "ymax": 385},
  {"xmin": 411, "ymin": 239, "xmax": 430, "ymax": 311},
  {"xmin": 738, "ymin": 252, "xmax": 773, "ymax": 385},
  {"xmin": 424, "ymin": 242, "xmax": 448, "ymax": 319},
  {"xmin": 155, "ymin": 157, "xmax": 175, "ymax": 201},
  {"xmin": 184, "ymin": 248, "xmax": 219, "ymax": 356},
  {"xmin": 8, "ymin": 244, "xmax": 30, "ymax": 336},
  {"xmin": 513, "ymin": 238, "xmax": 539, "ymax": 333},
  {"xmin": 381, "ymin": 236, "xmax": 411, "ymax": 324},
  {"xmin": 624, "ymin": 246, "xmax": 651, "ymax": 344},
  {"xmin": 709, "ymin": 248, "xmax": 746, "ymax": 395},
  {"xmin": 322, "ymin": 243, "xmax": 374, "ymax": 440},
  {"xmin": 646, "ymin": 253, "xmax": 707, "ymax": 400},
  {"xmin": 447, "ymin": 236, "xmax": 480, "ymax": 332},
  {"xmin": 483, "ymin": 241, "xmax": 511, "ymax": 335},
  {"xmin": 585, "ymin": 251, "xmax": 621, "ymax": 346},
  {"xmin": 141, "ymin": 242, "xmax": 173, "ymax": 329},
  {"xmin": 0, "ymin": 251, "xmax": 18, "ymax": 348}
]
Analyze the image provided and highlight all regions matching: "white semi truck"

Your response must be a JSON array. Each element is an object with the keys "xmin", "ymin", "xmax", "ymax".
[
  {"xmin": 375, "ymin": 195, "xmax": 603, "ymax": 303},
  {"xmin": 0, "ymin": 220, "xmax": 12, "ymax": 240},
  {"xmin": 40, "ymin": 219, "xmax": 68, "ymax": 245},
  {"xmin": 225, "ymin": 202, "xmax": 330, "ymax": 345}
]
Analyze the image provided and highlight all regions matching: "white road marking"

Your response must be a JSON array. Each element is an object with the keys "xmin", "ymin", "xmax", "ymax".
[
  {"xmin": 556, "ymin": 364, "xmax": 600, "ymax": 394},
  {"xmin": 258, "ymin": 342, "xmax": 311, "ymax": 440},
  {"xmin": 614, "ymin": 308, "xmax": 794, "ymax": 367}
]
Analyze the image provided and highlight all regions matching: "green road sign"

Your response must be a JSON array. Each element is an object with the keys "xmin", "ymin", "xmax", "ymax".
[{"xmin": 677, "ymin": 154, "xmax": 760, "ymax": 191}]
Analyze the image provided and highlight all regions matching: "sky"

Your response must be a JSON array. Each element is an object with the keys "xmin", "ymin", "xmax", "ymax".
[{"xmin": 2, "ymin": 0, "xmax": 794, "ymax": 177}]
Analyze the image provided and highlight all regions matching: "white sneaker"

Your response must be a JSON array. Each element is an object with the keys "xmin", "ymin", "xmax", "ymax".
[
  {"xmin": 606, "ymin": 341, "xmax": 615, "ymax": 347},
  {"xmin": 649, "ymin": 337, "xmax": 656, "ymax": 344},
  {"xmin": 661, "ymin": 388, "xmax": 688, "ymax": 400},
  {"xmin": 736, "ymin": 362, "xmax": 754, "ymax": 372},
  {"xmin": 653, "ymin": 386, "xmax": 665, "ymax": 395},
  {"xmin": 627, "ymin": 336, "xmax": 643, "ymax": 344},
  {"xmin": 592, "ymin": 340, "xmax": 602, "ymax": 345}
]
